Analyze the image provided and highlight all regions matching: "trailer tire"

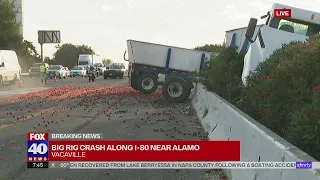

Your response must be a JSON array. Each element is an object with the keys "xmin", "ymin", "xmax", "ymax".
[
  {"xmin": 131, "ymin": 79, "xmax": 139, "ymax": 90},
  {"xmin": 162, "ymin": 77, "xmax": 190, "ymax": 103},
  {"xmin": 138, "ymin": 73, "xmax": 158, "ymax": 94},
  {"xmin": 129, "ymin": 73, "xmax": 139, "ymax": 90}
]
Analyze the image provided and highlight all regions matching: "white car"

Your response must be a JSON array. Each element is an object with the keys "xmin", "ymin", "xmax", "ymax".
[
  {"xmin": 70, "ymin": 66, "xmax": 86, "ymax": 77},
  {"xmin": 47, "ymin": 65, "xmax": 67, "ymax": 79},
  {"xmin": 64, "ymin": 67, "xmax": 70, "ymax": 77},
  {"xmin": 94, "ymin": 63, "xmax": 106, "ymax": 75}
]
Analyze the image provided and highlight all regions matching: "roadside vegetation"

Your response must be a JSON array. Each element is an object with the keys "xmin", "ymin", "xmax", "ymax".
[
  {"xmin": 196, "ymin": 36, "xmax": 320, "ymax": 160},
  {"xmin": 0, "ymin": 0, "xmax": 40, "ymax": 71}
]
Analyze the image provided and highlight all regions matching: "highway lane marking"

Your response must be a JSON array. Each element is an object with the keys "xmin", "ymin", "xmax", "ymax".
[{"xmin": 0, "ymin": 107, "xmax": 55, "ymax": 130}]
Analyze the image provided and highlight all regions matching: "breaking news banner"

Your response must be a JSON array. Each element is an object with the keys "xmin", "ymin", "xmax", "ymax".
[
  {"xmin": 27, "ymin": 133, "xmax": 319, "ymax": 170},
  {"xmin": 48, "ymin": 140, "xmax": 240, "ymax": 161},
  {"xmin": 49, "ymin": 161, "xmax": 318, "ymax": 169},
  {"xmin": 27, "ymin": 132, "xmax": 240, "ymax": 163}
]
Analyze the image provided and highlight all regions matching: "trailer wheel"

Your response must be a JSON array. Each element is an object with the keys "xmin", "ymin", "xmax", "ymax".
[
  {"xmin": 131, "ymin": 79, "xmax": 139, "ymax": 90},
  {"xmin": 138, "ymin": 73, "xmax": 158, "ymax": 94},
  {"xmin": 162, "ymin": 77, "xmax": 191, "ymax": 103},
  {"xmin": 130, "ymin": 74, "xmax": 139, "ymax": 90}
]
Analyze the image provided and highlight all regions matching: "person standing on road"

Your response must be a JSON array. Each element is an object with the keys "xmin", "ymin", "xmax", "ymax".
[{"xmin": 39, "ymin": 63, "xmax": 47, "ymax": 84}]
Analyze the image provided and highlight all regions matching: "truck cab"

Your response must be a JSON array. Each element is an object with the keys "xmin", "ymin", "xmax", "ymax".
[
  {"xmin": 78, "ymin": 54, "xmax": 102, "ymax": 77},
  {"xmin": 243, "ymin": 3, "xmax": 320, "ymax": 85},
  {"xmin": 78, "ymin": 54, "xmax": 92, "ymax": 69}
]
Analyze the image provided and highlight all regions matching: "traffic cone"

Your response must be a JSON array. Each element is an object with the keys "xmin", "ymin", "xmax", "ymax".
[
  {"xmin": 18, "ymin": 80, "xmax": 23, "ymax": 87},
  {"xmin": 54, "ymin": 76, "xmax": 57, "ymax": 82}
]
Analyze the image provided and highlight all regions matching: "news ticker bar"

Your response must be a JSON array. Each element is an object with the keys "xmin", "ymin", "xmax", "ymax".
[{"xmin": 27, "ymin": 162, "xmax": 318, "ymax": 169}]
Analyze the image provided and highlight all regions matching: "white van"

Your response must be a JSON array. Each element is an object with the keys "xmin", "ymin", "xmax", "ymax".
[{"xmin": 0, "ymin": 50, "xmax": 21, "ymax": 84}]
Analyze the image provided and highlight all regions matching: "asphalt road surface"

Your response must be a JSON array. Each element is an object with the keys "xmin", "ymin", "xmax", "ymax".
[{"xmin": 0, "ymin": 75, "xmax": 224, "ymax": 180}]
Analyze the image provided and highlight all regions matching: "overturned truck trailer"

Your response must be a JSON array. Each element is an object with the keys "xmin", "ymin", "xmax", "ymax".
[{"xmin": 124, "ymin": 40, "xmax": 211, "ymax": 103}]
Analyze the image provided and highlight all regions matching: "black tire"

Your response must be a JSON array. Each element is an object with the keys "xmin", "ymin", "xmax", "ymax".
[
  {"xmin": 131, "ymin": 80, "xmax": 139, "ymax": 90},
  {"xmin": 130, "ymin": 73, "xmax": 139, "ymax": 90},
  {"xmin": 162, "ymin": 77, "xmax": 191, "ymax": 103},
  {"xmin": 137, "ymin": 73, "xmax": 158, "ymax": 94}
]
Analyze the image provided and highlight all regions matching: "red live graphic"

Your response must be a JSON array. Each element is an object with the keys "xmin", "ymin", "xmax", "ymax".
[
  {"xmin": 48, "ymin": 141, "xmax": 240, "ymax": 161},
  {"xmin": 274, "ymin": 9, "xmax": 291, "ymax": 18}
]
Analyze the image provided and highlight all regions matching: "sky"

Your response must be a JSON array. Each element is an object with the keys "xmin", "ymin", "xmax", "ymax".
[{"xmin": 22, "ymin": 0, "xmax": 320, "ymax": 63}]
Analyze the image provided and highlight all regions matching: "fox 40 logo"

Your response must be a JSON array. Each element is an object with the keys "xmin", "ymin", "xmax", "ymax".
[{"xmin": 27, "ymin": 133, "xmax": 49, "ymax": 161}]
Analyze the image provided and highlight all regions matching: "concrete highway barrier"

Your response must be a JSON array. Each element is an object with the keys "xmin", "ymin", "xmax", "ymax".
[{"xmin": 191, "ymin": 83, "xmax": 320, "ymax": 180}]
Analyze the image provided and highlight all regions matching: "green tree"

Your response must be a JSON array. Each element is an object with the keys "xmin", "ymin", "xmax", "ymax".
[
  {"xmin": 194, "ymin": 44, "xmax": 224, "ymax": 53},
  {"xmin": 23, "ymin": 40, "xmax": 40, "ymax": 58},
  {"xmin": 77, "ymin": 45, "xmax": 95, "ymax": 55},
  {"xmin": 15, "ymin": 40, "xmax": 42, "ymax": 71},
  {"xmin": 0, "ymin": 0, "xmax": 42, "ymax": 72},
  {"xmin": 43, "ymin": 56, "xmax": 54, "ymax": 64},
  {"xmin": 43, "ymin": 56, "xmax": 50, "ymax": 62},
  {"xmin": 102, "ymin": 59, "xmax": 112, "ymax": 66},
  {"xmin": 53, "ymin": 43, "xmax": 95, "ymax": 68},
  {"xmin": 199, "ymin": 46, "xmax": 244, "ymax": 104},
  {"xmin": 0, "ymin": 0, "xmax": 21, "ymax": 49}
]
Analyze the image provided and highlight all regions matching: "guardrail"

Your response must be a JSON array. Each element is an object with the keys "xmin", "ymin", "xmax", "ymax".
[{"xmin": 191, "ymin": 83, "xmax": 320, "ymax": 180}]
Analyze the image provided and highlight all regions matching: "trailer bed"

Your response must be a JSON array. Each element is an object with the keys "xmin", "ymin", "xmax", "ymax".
[{"xmin": 127, "ymin": 40, "xmax": 211, "ymax": 73}]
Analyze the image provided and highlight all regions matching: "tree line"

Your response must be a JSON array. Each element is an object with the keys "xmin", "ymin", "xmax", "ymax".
[{"xmin": 0, "ymin": 0, "xmax": 113, "ymax": 72}]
